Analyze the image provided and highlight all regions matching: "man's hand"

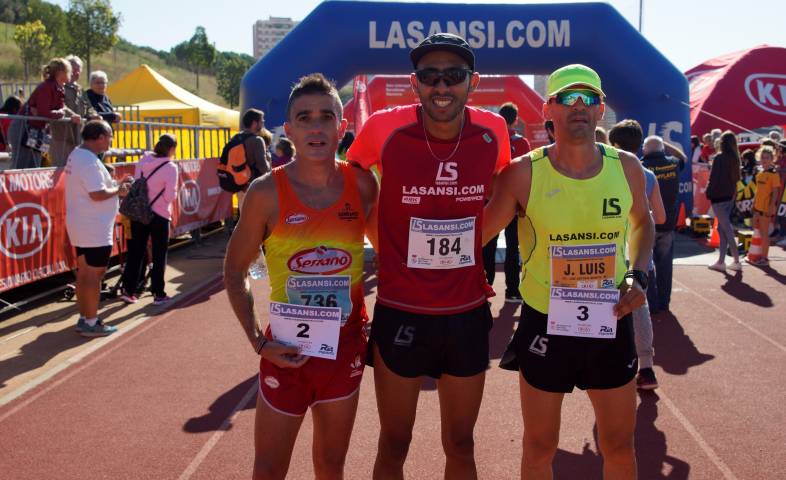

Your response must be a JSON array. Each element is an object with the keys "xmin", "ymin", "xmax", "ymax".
[
  {"xmin": 259, "ymin": 339, "xmax": 309, "ymax": 368},
  {"xmin": 114, "ymin": 112, "xmax": 123, "ymax": 122},
  {"xmin": 613, "ymin": 282, "xmax": 646, "ymax": 319},
  {"xmin": 70, "ymin": 115, "xmax": 82, "ymax": 124}
]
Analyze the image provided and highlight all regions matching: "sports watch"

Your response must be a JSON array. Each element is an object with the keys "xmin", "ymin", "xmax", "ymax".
[{"xmin": 624, "ymin": 269, "xmax": 648, "ymax": 291}]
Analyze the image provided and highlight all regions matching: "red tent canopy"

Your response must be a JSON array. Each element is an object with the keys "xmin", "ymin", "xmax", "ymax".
[
  {"xmin": 344, "ymin": 75, "xmax": 547, "ymax": 146},
  {"xmin": 687, "ymin": 45, "xmax": 786, "ymax": 136}
]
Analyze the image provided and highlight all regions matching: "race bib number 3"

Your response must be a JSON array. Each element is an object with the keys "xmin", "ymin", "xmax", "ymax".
[
  {"xmin": 285, "ymin": 275, "xmax": 352, "ymax": 326},
  {"xmin": 268, "ymin": 301, "xmax": 341, "ymax": 360},
  {"xmin": 407, "ymin": 217, "xmax": 476, "ymax": 269},
  {"xmin": 547, "ymin": 287, "xmax": 619, "ymax": 338}
]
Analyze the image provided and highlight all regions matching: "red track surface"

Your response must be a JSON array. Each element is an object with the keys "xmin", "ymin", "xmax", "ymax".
[{"xmin": 1, "ymin": 257, "xmax": 784, "ymax": 479}]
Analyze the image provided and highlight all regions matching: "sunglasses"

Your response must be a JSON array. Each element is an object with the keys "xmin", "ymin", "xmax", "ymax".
[
  {"xmin": 552, "ymin": 90, "xmax": 602, "ymax": 106},
  {"xmin": 415, "ymin": 67, "xmax": 473, "ymax": 87}
]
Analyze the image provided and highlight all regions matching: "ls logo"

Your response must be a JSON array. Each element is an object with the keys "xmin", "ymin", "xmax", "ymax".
[
  {"xmin": 602, "ymin": 198, "xmax": 621, "ymax": 217},
  {"xmin": 436, "ymin": 162, "xmax": 458, "ymax": 182}
]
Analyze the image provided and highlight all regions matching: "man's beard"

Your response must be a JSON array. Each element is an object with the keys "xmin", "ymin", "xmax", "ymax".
[{"xmin": 420, "ymin": 92, "xmax": 468, "ymax": 124}]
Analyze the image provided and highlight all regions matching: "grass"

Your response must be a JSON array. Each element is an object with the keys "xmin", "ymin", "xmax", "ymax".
[{"xmin": 0, "ymin": 21, "xmax": 229, "ymax": 108}]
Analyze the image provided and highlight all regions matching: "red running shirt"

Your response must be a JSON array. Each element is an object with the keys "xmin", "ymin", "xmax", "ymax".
[{"xmin": 348, "ymin": 104, "xmax": 510, "ymax": 315}]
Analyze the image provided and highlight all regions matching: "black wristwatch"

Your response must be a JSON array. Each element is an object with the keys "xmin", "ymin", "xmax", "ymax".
[{"xmin": 624, "ymin": 270, "xmax": 648, "ymax": 290}]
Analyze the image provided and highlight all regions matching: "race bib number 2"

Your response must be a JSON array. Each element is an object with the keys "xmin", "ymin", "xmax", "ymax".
[
  {"xmin": 407, "ymin": 217, "xmax": 476, "ymax": 269},
  {"xmin": 268, "ymin": 302, "xmax": 341, "ymax": 360}
]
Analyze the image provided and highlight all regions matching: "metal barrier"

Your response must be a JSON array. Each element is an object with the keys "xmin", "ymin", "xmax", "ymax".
[
  {"xmin": 0, "ymin": 113, "xmax": 231, "ymax": 169},
  {"xmin": 0, "ymin": 82, "xmax": 38, "ymax": 101}
]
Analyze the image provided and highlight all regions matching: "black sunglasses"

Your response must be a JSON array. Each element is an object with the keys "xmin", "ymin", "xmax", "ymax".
[{"xmin": 415, "ymin": 67, "xmax": 473, "ymax": 87}]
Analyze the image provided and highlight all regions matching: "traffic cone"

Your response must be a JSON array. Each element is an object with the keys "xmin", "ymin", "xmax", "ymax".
[
  {"xmin": 676, "ymin": 203, "xmax": 687, "ymax": 229},
  {"xmin": 707, "ymin": 217, "xmax": 720, "ymax": 248},
  {"xmin": 746, "ymin": 229, "xmax": 763, "ymax": 262}
]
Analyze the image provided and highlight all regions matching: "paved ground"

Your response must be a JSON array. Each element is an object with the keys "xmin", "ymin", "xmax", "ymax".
[{"xmin": 0, "ymin": 233, "xmax": 784, "ymax": 479}]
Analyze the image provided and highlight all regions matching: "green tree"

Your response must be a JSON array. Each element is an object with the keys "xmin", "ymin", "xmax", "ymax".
[
  {"xmin": 215, "ymin": 52, "xmax": 253, "ymax": 108},
  {"xmin": 22, "ymin": 0, "xmax": 68, "ymax": 55},
  {"xmin": 13, "ymin": 20, "xmax": 51, "ymax": 81},
  {"xmin": 64, "ymin": 0, "xmax": 121, "ymax": 75},
  {"xmin": 186, "ymin": 26, "xmax": 216, "ymax": 91}
]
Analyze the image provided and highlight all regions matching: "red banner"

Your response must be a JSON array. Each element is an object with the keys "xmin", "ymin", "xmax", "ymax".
[
  {"xmin": 0, "ymin": 158, "xmax": 232, "ymax": 293},
  {"xmin": 353, "ymin": 75, "xmax": 371, "ymax": 132}
]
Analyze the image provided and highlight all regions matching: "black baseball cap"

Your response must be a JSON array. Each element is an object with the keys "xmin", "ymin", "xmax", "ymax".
[{"xmin": 409, "ymin": 33, "xmax": 475, "ymax": 71}]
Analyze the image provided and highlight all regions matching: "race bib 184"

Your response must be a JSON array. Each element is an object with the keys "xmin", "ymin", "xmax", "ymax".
[{"xmin": 407, "ymin": 217, "xmax": 476, "ymax": 269}]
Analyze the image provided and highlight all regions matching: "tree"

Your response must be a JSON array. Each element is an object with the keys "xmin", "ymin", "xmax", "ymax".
[
  {"xmin": 215, "ymin": 52, "xmax": 253, "ymax": 108},
  {"xmin": 186, "ymin": 26, "xmax": 216, "ymax": 91},
  {"xmin": 13, "ymin": 20, "xmax": 51, "ymax": 81},
  {"xmin": 64, "ymin": 0, "xmax": 121, "ymax": 75},
  {"xmin": 22, "ymin": 0, "xmax": 69, "ymax": 55}
]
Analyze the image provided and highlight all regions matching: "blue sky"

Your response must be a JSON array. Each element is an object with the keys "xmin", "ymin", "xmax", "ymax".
[{"xmin": 52, "ymin": 0, "xmax": 783, "ymax": 72}]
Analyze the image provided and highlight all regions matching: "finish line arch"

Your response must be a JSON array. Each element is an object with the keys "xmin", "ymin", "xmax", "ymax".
[{"xmin": 242, "ymin": 0, "xmax": 692, "ymax": 212}]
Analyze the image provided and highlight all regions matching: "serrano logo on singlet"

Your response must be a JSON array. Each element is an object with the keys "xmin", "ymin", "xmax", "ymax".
[
  {"xmin": 285, "ymin": 213, "xmax": 309, "ymax": 225},
  {"xmin": 0, "ymin": 203, "xmax": 52, "ymax": 260},
  {"xmin": 288, "ymin": 246, "xmax": 352, "ymax": 274}
]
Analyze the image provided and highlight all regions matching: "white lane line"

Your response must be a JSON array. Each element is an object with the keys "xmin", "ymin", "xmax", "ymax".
[
  {"xmin": 673, "ymin": 279, "xmax": 786, "ymax": 354},
  {"xmin": 657, "ymin": 387, "xmax": 738, "ymax": 480},
  {"xmin": 178, "ymin": 381, "xmax": 258, "ymax": 480},
  {"xmin": 0, "ymin": 327, "xmax": 37, "ymax": 345}
]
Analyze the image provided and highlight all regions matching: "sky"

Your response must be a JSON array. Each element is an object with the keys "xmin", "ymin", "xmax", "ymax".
[{"xmin": 51, "ymin": 0, "xmax": 784, "ymax": 72}]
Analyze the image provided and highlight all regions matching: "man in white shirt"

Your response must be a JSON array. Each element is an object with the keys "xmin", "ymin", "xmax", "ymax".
[{"xmin": 65, "ymin": 120, "xmax": 131, "ymax": 337}]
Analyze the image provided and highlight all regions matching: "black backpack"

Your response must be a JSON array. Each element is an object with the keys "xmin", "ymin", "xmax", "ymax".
[
  {"xmin": 120, "ymin": 161, "xmax": 170, "ymax": 225},
  {"xmin": 217, "ymin": 132, "xmax": 257, "ymax": 193}
]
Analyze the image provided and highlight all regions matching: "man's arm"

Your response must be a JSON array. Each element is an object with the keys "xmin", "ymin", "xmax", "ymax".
[
  {"xmin": 649, "ymin": 181, "xmax": 667, "ymax": 225},
  {"xmin": 88, "ymin": 184, "xmax": 123, "ymax": 201},
  {"xmin": 483, "ymin": 157, "xmax": 531, "ymax": 245},
  {"xmin": 664, "ymin": 140, "xmax": 687, "ymax": 170},
  {"xmin": 615, "ymin": 152, "xmax": 655, "ymax": 318},
  {"xmin": 223, "ymin": 175, "xmax": 304, "ymax": 367},
  {"xmin": 354, "ymin": 165, "xmax": 379, "ymax": 251},
  {"xmin": 246, "ymin": 136, "xmax": 270, "ymax": 176}
]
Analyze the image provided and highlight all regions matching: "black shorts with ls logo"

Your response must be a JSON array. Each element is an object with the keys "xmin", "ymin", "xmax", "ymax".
[
  {"xmin": 500, "ymin": 301, "xmax": 637, "ymax": 393},
  {"xmin": 367, "ymin": 302, "xmax": 493, "ymax": 379}
]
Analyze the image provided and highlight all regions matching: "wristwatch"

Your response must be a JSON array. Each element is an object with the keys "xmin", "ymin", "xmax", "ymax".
[{"xmin": 624, "ymin": 270, "xmax": 648, "ymax": 290}]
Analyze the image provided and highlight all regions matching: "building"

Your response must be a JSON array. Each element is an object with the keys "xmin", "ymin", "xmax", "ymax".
[{"xmin": 253, "ymin": 17, "xmax": 299, "ymax": 59}]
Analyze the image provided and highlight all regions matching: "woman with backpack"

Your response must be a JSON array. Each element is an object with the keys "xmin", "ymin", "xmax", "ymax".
[{"xmin": 120, "ymin": 134, "xmax": 179, "ymax": 304}]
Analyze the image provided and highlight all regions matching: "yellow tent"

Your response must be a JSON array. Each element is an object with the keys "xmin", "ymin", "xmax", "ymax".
[{"xmin": 107, "ymin": 65, "xmax": 239, "ymax": 128}]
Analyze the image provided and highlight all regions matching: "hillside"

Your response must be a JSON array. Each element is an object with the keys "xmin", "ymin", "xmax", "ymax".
[{"xmin": 0, "ymin": 21, "xmax": 231, "ymax": 108}]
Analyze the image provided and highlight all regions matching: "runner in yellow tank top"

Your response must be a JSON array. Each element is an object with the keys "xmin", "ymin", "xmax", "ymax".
[
  {"xmin": 223, "ymin": 74, "xmax": 378, "ymax": 480},
  {"xmin": 483, "ymin": 64, "xmax": 655, "ymax": 479}
]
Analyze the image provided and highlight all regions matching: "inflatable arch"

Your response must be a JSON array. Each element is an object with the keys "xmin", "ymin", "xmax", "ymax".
[{"xmin": 243, "ymin": 0, "xmax": 692, "ymax": 212}]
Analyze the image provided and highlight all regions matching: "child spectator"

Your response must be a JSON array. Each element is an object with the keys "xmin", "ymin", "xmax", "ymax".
[
  {"xmin": 746, "ymin": 145, "xmax": 781, "ymax": 266},
  {"xmin": 272, "ymin": 137, "xmax": 294, "ymax": 168},
  {"xmin": 0, "ymin": 95, "xmax": 22, "ymax": 152}
]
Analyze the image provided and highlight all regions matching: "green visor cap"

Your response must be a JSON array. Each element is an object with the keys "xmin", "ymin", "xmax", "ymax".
[{"xmin": 547, "ymin": 64, "xmax": 605, "ymax": 98}]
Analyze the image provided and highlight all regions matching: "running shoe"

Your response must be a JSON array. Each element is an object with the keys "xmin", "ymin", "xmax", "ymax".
[
  {"xmin": 777, "ymin": 238, "xmax": 786, "ymax": 248},
  {"xmin": 79, "ymin": 319, "xmax": 118, "ymax": 338},
  {"xmin": 120, "ymin": 291, "xmax": 138, "ymax": 304},
  {"xmin": 505, "ymin": 290, "xmax": 523, "ymax": 303},
  {"xmin": 636, "ymin": 368, "xmax": 659, "ymax": 390},
  {"xmin": 75, "ymin": 316, "xmax": 86, "ymax": 332},
  {"xmin": 745, "ymin": 257, "xmax": 769, "ymax": 267},
  {"xmin": 727, "ymin": 261, "xmax": 743, "ymax": 272},
  {"xmin": 707, "ymin": 261, "xmax": 726, "ymax": 272},
  {"xmin": 153, "ymin": 295, "xmax": 171, "ymax": 306}
]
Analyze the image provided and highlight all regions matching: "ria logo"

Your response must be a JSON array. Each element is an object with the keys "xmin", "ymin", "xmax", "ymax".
[
  {"xmin": 287, "ymin": 246, "xmax": 352, "ymax": 274},
  {"xmin": 0, "ymin": 203, "xmax": 51, "ymax": 260},
  {"xmin": 745, "ymin": 73, "xmax": 786, "ymax": 116},
  {"xmin": 178, "ymin": 180, "xmax": 201, "ymax": 215}
]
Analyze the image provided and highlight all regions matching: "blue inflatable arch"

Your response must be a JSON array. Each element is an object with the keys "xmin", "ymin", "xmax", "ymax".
[{"xmin": 243, "ymin": 0, "xmax": 692, "ymax": 212}]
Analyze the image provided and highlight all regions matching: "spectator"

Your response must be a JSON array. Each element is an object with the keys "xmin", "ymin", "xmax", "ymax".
[
  {"xmin": 642, "ymin": 135, "xmax": 685, "ymax": 312},
  {"xmin": 595, "ymin": 125, "xmax": 608, "ymax": 144},
  {"xmin": 741, "ymin": 149, "xmax": 756, "ymax": 181},
  {"xmin": 232, "ymin": 108, "xmax": 269, "ymax": 208},
  {"xmin": 746, "ymin": 146, "xmax": 781, "ymax": 266},
  {"xmin": 50, "ymin": 55, "xmax": 97, "ymax": 166},
  {"xmin": 700, "ymin": 133, "xmax": 713, "ymax": 162},
  {"xmin": 706, "ymin": 131, "xmax": 742, "ymax": 273},
  {"xmin": 0, "ymin": 95, "xmax": 22, "ymax": 152},
  {"xmin": 84, "ymin": 71, "xmax": 122, "ymax": 124},
  {"xmin": 337, "ymin": 131, "xmax": 354, "ymax": 160},
  {"xmin": 259, "ymin": 127, "xmax": 273, "ymax": 169},
  {"xmin": 120, "ymin": 134, "xmax": 179, "ymax": 304},
  {"xmin": 483, "ymin": 102, "xmax": 529, "ymax": 302},
  {"xmin": 544, "ymin": 119, "xmax": 555, "ymax": 143},
  {"xmin": 690, "ymin": 135, "xmax": 702, "ymax": 163},
  {"xmin": 609, "ymin": 119, "xmax": 666, "ymax": 390},
  {"xmin": 65, "ymin": 120, "xmax": 131, "ymax": 337},
  {"xmin": 8, "ymin": 58, "xmax": 81, "ymax": 169},
  {"xmin": 272, "ymin": 137, "xmax": 295, "ymax": 168}
]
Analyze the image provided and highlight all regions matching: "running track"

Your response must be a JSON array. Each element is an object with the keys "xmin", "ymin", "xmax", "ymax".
[{"xmin": 1, "ymin": 248, "xmax": 784, "ymax": 479}]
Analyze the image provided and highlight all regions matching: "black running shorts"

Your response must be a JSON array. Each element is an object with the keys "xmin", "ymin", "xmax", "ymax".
[
  {"xmin": 368, "ymin": 302, "xmax": 493, "ymax": 379},
  {"xmin": 75, "ymin": 245, "xmax": 112, "ymax": 268},
  {"xmin": 500, "ymin": 301, "xmax": 637, "ymax": 393}
]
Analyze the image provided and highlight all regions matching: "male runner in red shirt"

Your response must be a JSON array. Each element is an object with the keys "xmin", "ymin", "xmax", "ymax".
[{"xmin": 348, "ymin": 33, "xmax": 510, "ymax": 479}]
